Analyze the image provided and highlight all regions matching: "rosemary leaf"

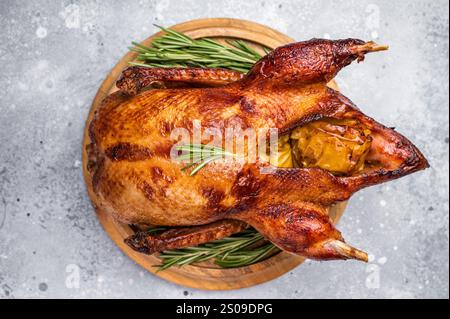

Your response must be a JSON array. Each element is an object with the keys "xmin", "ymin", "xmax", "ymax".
[
  {"xmin": 156, "ymin": 228, "xmax": 277, "ymax": 271},
  {"xmin": 174, "ymin": 144, "xmax": 236, "ymax": 176},
  {"xmin": 129, "ymin": 25, "xmax": 267, "ymax": 72}
]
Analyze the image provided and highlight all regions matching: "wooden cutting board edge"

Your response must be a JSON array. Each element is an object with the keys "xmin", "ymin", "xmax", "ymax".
[{"xmin": 82, "ymin": 17, "xmax": 346, "ymax": 291}]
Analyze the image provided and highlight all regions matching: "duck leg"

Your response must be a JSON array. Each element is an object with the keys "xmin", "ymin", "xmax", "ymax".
[
  {"xmin": 117, "ymin": 66, "xmax": 244, "ymax": 95},
  {"xmin": 244, "ymin": 39, "xmax": 388, "ymax": 86},
  {"xmin": 236, "ymin": 201, "xmax": 368, "ymax": 262},
  {"xmin": 125, "ymin": 219, "xmax": 248, "ymax": 254}
]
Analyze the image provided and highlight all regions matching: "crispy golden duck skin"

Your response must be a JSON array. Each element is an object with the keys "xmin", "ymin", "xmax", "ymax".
[{"xmin": 87, "ymin": 39, "xmax": 428, "ymax": 262}]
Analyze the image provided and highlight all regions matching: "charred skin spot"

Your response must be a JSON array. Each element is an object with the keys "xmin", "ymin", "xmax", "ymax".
[
  {"xmin": 394, "ymin": 137, "xmax": 429, "ymax": 170},
  {"xmin": 105, "ymin": 143, "xmax": 153, "ymax": 161},
  {"xmin": 201, "ymin": 187, "xmax": 225, "ymax": 210},
  {"xmin": 152, "ymin": 142, "xmax": 173, "ymax": 159},
  {"xmin": 239, "ymin": 96, "xmax": 257, "ymax": 114},
  {"xmin": 150, "ymin": 166, "xmax": 174, "ymax": 184},
  {"xmin": 228, "ymin": 167, "xmax": 263, "ymax": 213},
  {"xmin": 119, "ymin": 70, "xmax": 141, "ymax": 95},
  {"xmin": 87, "ymin": 160, "xmax": 96, "ymax": 173},
  {"xmin": 148, "ymin": 166, "xmax": 174, "ymax": 198},
  {"xmin": 232, "ymin": 167, "xmax": 261, "ymax": 198},
  {"xmin": 124, "ymin": 231, "xmax": 153, "ymax": 254},
  {"xmin": 151, "ymin": 166, "xmax": 163, "ymax": 181},
  {"xmin": 159, "ymin": 121, "xmax": 173, "ymax": 137}
]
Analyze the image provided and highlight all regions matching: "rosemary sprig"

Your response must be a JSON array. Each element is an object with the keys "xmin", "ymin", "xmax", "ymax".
[
  {"xmin": 157, "ymin": 229, "xmax": 281, "ymax": 271},
  {"xmin": 129, "ymin": 25, "xmax": 265, "ymax": 72},
  {"xmin": 175, "ymin": 144, "xmax": 236, "ymax": 176},
  {"xmin": 215, "ymin": 242, "xmax": 280, "ymax": 268}
]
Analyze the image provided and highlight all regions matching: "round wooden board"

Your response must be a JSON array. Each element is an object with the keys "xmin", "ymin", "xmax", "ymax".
[{"xmin": 82, "ymin": 18, "xmax": 346, "ymax": 290}]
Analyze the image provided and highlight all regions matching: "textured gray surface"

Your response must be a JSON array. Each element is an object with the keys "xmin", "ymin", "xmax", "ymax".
[{"xmin": 0, "ymin": 0, "xmax": 448, "ymax": 299}]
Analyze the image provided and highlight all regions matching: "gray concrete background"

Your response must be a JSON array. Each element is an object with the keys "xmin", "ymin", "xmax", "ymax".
[{"xmin": 0, "ymin": 0, "xmax": 448, "ymax": 299}]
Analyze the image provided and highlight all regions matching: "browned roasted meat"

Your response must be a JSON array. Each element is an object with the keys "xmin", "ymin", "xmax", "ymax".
[
  {"xmin": 125, "ymin": 220, "xmax": 248, "ymax": 254},
  {"xmin": 87, "ymin": 39, "xmax": 428, "ymax": 262}
]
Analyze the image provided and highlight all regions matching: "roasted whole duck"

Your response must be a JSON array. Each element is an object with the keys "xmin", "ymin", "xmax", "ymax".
[{"xmin": 87, "ymin": 39, "xmax": 429, "ymax": 262}]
